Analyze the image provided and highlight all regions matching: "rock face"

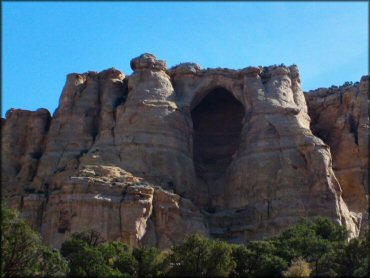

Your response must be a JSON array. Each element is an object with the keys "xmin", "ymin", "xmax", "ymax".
[
  {"xmin": 305, "ymin": 77, "xmax": 369, "ymax": 233},
  {"xmin": 2, "ymin": 53, "xmax": 368, "ymax": 248},
  {"xmin": 114, "ymin": 55, "xmax": 196, "ymax": 196}
]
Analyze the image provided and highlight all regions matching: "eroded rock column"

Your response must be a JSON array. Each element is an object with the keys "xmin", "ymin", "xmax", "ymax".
[
  {"xmin": 115, "ymin": 54, "xmax": 196, "ymax": 195},
  {"xmin": 1, "ymin": 108, "xmax": 51, "ymax": 230},
  {"xmin": 81, "ymin": 68, "xmax": 127, "ymax": 166},
  {"xmin": 35, "ymin": 72, "xmax": 100, "ymax": 188}
]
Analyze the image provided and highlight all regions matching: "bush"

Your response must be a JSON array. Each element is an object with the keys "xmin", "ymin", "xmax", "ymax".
[
  {"xmin": 342, "ymin": 81, "xmax": 354, "ymax": 87},
  {"xmin": 282, "ymin": 257, "xmax": 311, "ymax": 277}
]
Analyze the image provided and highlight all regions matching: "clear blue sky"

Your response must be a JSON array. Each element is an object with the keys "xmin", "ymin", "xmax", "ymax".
[{"xmin": 2, "ymin": 1, "xmax": 368, "ymax": 117}]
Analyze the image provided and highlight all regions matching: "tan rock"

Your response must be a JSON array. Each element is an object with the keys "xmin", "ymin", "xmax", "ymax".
[
  {"xmin": 305, "ymin": 76, "xmax": 369, "ymax": 233},
  {"xmin": 2, "ymin": 54, "xmax": 367, "ymax": 248},
  {"xmin": 31, "ymin": 164, "xmax": 206, "ymax": 248},
  {"xmin": 120, "ymin": 185, "xmax": 154, "ymax": 247},
  {"xmin": 114, "ymin": 54, "xmax": 196, "ymax": 196},
  {"xmin": 170, "ymin": 63, "xmax": 356, "ymax": 239},
  {"xmin": 81, "ymin": 68, "xmax": 127, "ymax": 166},
  {"xmin": 35, "ymin": 72, "xmax": 101, "ymax": 187},
  {"xmin": 38, "ymin": 165, "xmax": 130, "ymax": 247},
  {"xmin": 147, "ymin": 188, "xmax": 208, "ymax": 249},
  {"xmin": 1, "ymin": 108, "xmax": 50, "ymax": 196}
]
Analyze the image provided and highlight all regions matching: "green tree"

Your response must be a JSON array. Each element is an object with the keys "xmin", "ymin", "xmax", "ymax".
[
  {"xmin": 206, "ymin": 239, "xmax": 235, "ymax": 277},
  {"xmin": 353, "ymin": 257, "xmax": 369, "ymax": 278},
  {"xmin": 230, "ymin": 244, "xmax": 253, "ymax": 277},
  {"xmin": 1, "ymin": 206, "xmax": 69, "ymax": 277},
  {"xmin": 133, "ymin": 246, "xmax": 169, "ymax": 277},
  {"xmin": 61, "ymin": 230, "xmax": 139, "ymax": 277},
  {"xmin": 274, "ymin": 217, "xmax": 349, "ymax": 276},
  {"xmin": 100, "ymin": 241, "xmax": 138, "ymax": 276},
  {"xmin": 337, "ymin": 231, "xmax": 369, "ymax": 277},
  {"xmin": 168, "ymin": 234, "xmax": 211, "ymax": 276},
  {"xmin": 168, "ymin": 234, "xmax": 235, "ymax": 277},
  {"xmin": 312, "ymin": 217, "xmax": 349, "ymax": 242},
  {"xmin": 60, "ymin": 230, "xmax": 115, "ymax": 277},
  {"xmin": 37, "ymin": 246, "xmax": 70, "ymax": 277},
  {"xmin": 69, "ymin": 229, "xmax": 106, "ymax": 247},
  {"xmin": 231, "ymin": 241, "xmax": 288, "ymax": 277}
]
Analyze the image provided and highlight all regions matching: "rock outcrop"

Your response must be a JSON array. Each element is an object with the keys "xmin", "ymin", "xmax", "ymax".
[
  {"xmin": 2, "ymin": 53, "xmax": 368, "ymax": 248},
  {"xmin": 115, "ymin": 54, "xmax": 196, "ymax": 196},
  {"xmin": 305, "ymin": 77, "xmax": 369, "ymax": 233}
]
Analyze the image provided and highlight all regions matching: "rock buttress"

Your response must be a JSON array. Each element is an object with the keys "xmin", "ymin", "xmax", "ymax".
[
  {"xmin": 305, "ymin": 76, "xmax": 369, "ymax": 233},
  {"xmin": 1, "ymin": 108, "xmax": 51, "ymax": 230},
  {"xmin": 114, "ymin": 54, "xmax": 196, "ymax": 196}
]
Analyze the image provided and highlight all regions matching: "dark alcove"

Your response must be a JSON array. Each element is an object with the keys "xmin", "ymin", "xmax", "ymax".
[{"xmin": 191, "ymin": 87, "xmax": 245, "ymax": 183}]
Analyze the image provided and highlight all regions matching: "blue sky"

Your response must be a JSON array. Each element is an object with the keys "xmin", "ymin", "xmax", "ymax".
[{"xmin": 2, "ymin": 1, "xmax": 368, "ymax": 116}]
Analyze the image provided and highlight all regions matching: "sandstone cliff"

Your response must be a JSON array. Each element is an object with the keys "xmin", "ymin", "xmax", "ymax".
[
  {"xmin": 305, "ymin": 77, "xmax": 369, "ymax": 233},
  {"xmin": 2, "ymin": 54, "xmax": 368, "ymax": 248}
]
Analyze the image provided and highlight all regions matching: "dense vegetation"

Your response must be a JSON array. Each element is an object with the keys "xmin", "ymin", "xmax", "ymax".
[
  {"xmin": 1, "ymin": 206, "xmax": 69, "ymax": 277},
  {"xmin": 1, "ymin": 205, "xmax": 369, "ymax": 277}
]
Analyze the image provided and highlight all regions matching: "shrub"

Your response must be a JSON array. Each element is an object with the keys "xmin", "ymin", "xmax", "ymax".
[{"xmin": 282, "ymin": 257, "xmax": 311, "ymax": 277}]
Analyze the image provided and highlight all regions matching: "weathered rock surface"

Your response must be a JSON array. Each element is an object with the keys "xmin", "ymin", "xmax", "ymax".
[
  {"xmin": 2, "ymin": 108, "xmax": 50, "ymax": 195},
  {"xmin": 1, "ymin": 53, "xmax": 368, "ymax": 248},
  {"xmin": 305, "ymin": 77, "xmax": 369, "ymax": 233},
  {"xmin": 114, "ymin": 54, "xmax": 196, "ymax": 196}
]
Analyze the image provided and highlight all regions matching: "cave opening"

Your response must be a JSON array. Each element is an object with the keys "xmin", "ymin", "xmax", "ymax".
[{"xmin": 191, "ymin": 87, "xmax": 245, "ymax": 183}]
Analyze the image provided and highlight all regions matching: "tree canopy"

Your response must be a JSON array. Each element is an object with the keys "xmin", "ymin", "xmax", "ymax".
[
  {"xmin": 1, "ymin": 206, "xmax": 69, "ymax": 277},
  {"xmin": 1, "ymin": 205, "xmax": 369, "ymax": 278}
]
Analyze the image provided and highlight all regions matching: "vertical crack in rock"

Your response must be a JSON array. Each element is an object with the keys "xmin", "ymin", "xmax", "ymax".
[
  {"xmin": 80, "ymin": 68, "xmax": 128, "ymax": 166},
  {"xmin": 348, "ymin": 114, "xmax": 359, "ymax": 145}
]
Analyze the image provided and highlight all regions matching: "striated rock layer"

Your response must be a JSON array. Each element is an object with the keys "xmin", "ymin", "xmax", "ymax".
[{"xmin": 1, "ymin": 54, "xmax": 368, "ymax": 248}]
